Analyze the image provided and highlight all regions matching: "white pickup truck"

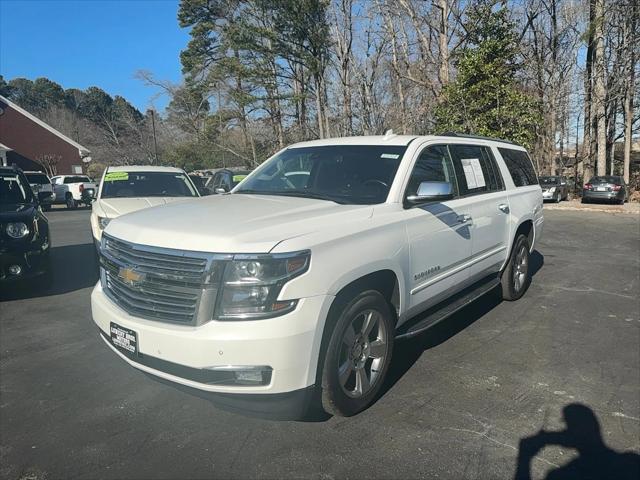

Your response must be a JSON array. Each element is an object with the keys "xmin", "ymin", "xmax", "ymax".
[
  {"xmin": 51, "ymin": 174, "xmax": 97, "ymax": 209},
  {"xmin": 92, "ymin": 133, "xmax": 543, "ymax": 418}
]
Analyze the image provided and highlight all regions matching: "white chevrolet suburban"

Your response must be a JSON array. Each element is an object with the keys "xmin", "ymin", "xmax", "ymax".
[{"xmin": 92, "ymin": 134, "xmax": 543, "ymax": 418}]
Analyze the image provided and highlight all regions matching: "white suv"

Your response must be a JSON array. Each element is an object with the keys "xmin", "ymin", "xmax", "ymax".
[
  {"xmin": 90, "ymin": 166, "xmax": 200, "ymax": 247},
  {"xmin": 92, "ymin": 134, "xmax": 543, "ymax": 418}
]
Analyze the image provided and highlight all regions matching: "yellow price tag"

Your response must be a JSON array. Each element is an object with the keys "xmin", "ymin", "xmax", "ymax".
[
  {"xmin": 104, "ymin": 172, "xmax": 129, "ymax": 181},
  {"xmin": 233, "ymin": 174, "xmax": 247, "ymax": 183}
]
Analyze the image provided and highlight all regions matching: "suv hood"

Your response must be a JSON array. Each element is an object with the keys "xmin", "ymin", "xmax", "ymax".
[
  {"xmin": 106, "ymin": 194, "xmax": 373, "ymax": 253},
  {"xmin": 96, "ymin": 197, "xmax": 191, "ymax": 218}
]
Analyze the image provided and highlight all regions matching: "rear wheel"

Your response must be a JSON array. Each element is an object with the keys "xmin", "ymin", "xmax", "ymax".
[
  {"xmin": 501, "ymin": 234, "xmax": 531, "ymax": 301},
  {"xmin": 66, "ymin": 194, "xmax": 77, "ymax": 209},
  {"xmin": 321, "ymin": 290, "xmax": 394, "ymax": 417}
]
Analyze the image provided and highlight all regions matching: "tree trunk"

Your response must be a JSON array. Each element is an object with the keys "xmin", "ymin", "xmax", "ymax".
[
  {"xmin": 593, "ymin": 0, "xmax": 607, "ymax": 176},
  {"xmin": 582, "ymin": 0, "xmax": 596, "ymax": 182},
  {"xmin": 623, "ymin": 3, "xmax": 637, "ymax": 184},
  {"xmin": 438, "ymin": 0, "xmax": 449, "ymax": 86}
]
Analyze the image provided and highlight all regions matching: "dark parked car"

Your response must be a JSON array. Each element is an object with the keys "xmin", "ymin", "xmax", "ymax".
[
  {"xmin": 539, "ymin": 175, "xmax": 569, "ymax": 202},
  {"xmin": 209, "ymin": 168, "xmax": 251, "ymax": 193},
  {"xmin": 582, "ymin": 175, "xmax": 628, "ymax": 204},
  {"xmin": 0, "ymin": 166, "xmax": 51, "ymax": 284},
  {"xmin": 188, "ymin": 174, "xmax": 213, "ymax": 196}
]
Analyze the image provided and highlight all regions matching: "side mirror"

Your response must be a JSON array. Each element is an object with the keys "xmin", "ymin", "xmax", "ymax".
[
  {"xmin": 215, "ymin": 187, "xmax": 228, "ymax": 194},
  {"xmin": 405, "ymin": 181, "xmax": 454, "ymax": 207}
]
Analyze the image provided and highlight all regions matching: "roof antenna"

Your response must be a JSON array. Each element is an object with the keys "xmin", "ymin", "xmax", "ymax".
[{"xmin": 383, "ymin": 129, "xmax": 395, "ymax": 140}]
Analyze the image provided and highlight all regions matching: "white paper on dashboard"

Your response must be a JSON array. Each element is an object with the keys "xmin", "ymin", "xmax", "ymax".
[{"xmin": 461, "ymin": 158, "xmax": 486, "ymax": 188}]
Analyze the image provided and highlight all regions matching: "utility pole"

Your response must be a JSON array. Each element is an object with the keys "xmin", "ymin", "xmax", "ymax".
[{"xmin": 150, "ymin": 109, "xmax": 159, "ymax": 165}]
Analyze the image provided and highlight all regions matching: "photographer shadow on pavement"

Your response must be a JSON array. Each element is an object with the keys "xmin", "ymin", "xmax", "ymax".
[{"xmin": 515, "ymin": 403, "xmax": 640, "ymax": 480}]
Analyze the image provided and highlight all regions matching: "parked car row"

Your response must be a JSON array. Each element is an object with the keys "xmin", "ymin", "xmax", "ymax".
[{"xmin": 539, "ymin": 174, "xmax": 629, "ymax": 205}]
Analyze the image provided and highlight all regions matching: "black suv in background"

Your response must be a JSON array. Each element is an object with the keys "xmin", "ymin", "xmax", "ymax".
[{"xmin": 0, "ymin": 166, "xmax": 51, "ymax": 283}]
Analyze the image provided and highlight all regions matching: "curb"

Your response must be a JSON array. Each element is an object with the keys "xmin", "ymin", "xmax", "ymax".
[{"xmin": 544, "ymin": 204, "xmax": 639, "ymax": 215}]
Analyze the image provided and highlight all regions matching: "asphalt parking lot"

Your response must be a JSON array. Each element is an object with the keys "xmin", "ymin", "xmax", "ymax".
[{"xmin": 1, "ymin": 208, "xmax": 639, "ymax": 480}]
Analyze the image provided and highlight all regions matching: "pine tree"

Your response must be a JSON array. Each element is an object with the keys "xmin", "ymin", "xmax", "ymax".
[{"xmin": 434, "ymin": 0, "xmax": 540, "ymax": 148}]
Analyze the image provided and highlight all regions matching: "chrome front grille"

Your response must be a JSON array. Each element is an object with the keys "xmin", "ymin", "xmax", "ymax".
[{"xmin": 100, "ymin": 234, "xmax": 227, "ymax": 325}]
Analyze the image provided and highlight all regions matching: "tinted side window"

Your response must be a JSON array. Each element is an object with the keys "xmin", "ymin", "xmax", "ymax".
[
  {"xmin": 405, "ymin": 145, "xmax": 458, "ymax": 198},
  {"xmin": 449, "ymin": 144, "xmax": 502, "ymax": 196},
  {"xmin": 498, "ymin": 148, "xmax": 538, "ymax": 187}
]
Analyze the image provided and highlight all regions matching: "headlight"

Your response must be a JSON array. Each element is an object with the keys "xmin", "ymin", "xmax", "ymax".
[
  {"xmin": 548, "ymin": 187, "xmax": 556, "ymax": 193},
  {"xmin": 98, "ymin": 217, "xmax": 111, "ymax": 229},
  {"xmin": 6, "ymin": 222, "xmax": 30, "ymax": 239},
  {"xmin": 216, "ymin": 251, "xmax": 310, "ymax": 320}
]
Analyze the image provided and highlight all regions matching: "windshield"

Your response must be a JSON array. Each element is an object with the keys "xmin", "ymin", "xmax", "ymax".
[
  {"xmin": 589, "ymin": 176, "xmax": 622, "ymax": 184},
  {"xmin": 1, "ymin": 172, "xmax": 35, "ymax": 204},
  {"xmin": 25, "ymin": 173, "xmax": 50, "ymax": 185},
  {"xmin": 235, "ymin": 145, "xmax": 407, "ymax": 204},
  {"xmin": 539, "ymin": 176, "xmax": 560, "ymax": 185},
  {"xmin": 100, "ymin": 171, "xmax": 198, "ymax": 199}
]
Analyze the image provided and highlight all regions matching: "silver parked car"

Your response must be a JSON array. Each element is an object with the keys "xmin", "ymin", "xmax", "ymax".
[
  {"xmin": 539, "ymin": 176, "xmax": 569, "ymax": 202},
  {"xmin": 582, "ymin": 176, "xmax": 628, "ymax": 204}
]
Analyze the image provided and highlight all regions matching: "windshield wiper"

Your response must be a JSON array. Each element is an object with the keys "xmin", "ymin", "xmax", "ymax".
[{"xmin": 235, "ymin": 189, "xmax": 347, "ymax": 204}]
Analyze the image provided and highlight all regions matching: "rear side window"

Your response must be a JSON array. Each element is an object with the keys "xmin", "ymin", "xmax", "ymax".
[
  {"xmin": 449, "ymin": 144, "xmax": 503, "ymax": 196},
  {"xmin": 25, "ymin": 173, "xmax": 50, "ymax": 184},
  {"xmin": 64, "ymin": 176, "xmax": 90, "ymax": 184},
  {"xmin": 498, "ymin": 148, "xmax": 538, "ymax": 187}
]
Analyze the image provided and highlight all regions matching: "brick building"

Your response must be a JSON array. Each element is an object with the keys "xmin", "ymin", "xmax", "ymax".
[{"xmin": 0, "ymin": 94, "xmax": 90, "ymax": 174}]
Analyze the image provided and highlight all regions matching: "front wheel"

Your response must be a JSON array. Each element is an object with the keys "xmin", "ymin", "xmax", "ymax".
[
  {"xmin": 66, "ymin": 195, "xmax": 77, "ymax": 209},
  {"xmin": 321, "ymin": 290, "xmax": 394, "ymax": 417},
  {"xmin": 501, "ymin": 234, "xmax": 531, "ymax": 301}
]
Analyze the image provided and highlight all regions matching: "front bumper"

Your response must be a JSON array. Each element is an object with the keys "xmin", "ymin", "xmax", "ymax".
[
  {"xmin": 91, "ymin": 283, "xmax": 333, "ymax": 397},
  {"xmin": 0, "ymin": 246, "xmax": 49, "ymax": 281}
]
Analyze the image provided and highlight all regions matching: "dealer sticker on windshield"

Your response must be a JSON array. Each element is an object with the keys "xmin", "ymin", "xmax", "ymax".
[
  {"xmin": 104, "ymin": 172, "xmax": 129, "ymax": 182},
  {"xmin": 233, "ymin": 174, "xmax": 248, "ymax": 183}
]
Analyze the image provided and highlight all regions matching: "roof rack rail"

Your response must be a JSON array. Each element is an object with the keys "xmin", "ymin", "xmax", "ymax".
[{"xmin": 440, "ymin": 132, "xmax": 518, "ymax": 146}]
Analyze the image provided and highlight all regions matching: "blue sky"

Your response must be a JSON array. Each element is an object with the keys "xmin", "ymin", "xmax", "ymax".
[{"xmin": 0, "ymin": 0, "xmax": 190, "ymax": 112}]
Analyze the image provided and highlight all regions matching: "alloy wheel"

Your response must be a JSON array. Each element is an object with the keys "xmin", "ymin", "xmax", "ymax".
[
  {"xmin": 338, "ymin": 309, "xmax": 389, "ymax": 398},
  {"xmin": 513, "ymin": 245, "xmax": 529, "ymax": 293}
]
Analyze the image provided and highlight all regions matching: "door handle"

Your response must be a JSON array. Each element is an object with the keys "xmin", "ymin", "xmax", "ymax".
[
  {"xmin": 498, "ymin": 204, "xmax": 510, "ymax": 214},
  {"xmin": 457, "ymin": 214, "xmax": 472, "ymax": 224}
]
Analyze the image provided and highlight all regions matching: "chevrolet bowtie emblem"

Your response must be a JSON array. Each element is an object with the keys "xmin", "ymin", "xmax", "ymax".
[{"xmin": 118, "ymin": 267, "xmax": 145, "ymax": 285}]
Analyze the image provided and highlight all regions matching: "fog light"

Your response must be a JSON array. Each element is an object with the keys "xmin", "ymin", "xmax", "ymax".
[
  {"xmin": 234, "ymin": 370, "xmax": 264, "ymax": 384},
  {"xmin": 8, "ymin": 265, "xmax": 22, "ymax": 276},
  {"xmin": 205, "ymin": 365, "xmax": 272, "ymax": 386}
]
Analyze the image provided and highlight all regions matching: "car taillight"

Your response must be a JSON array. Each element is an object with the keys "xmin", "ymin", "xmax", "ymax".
[
  {"xmin": 612, "ymin": 185, "xmax": 621, "ymax": 191},
  {"xmin": 79, "ymin": 184, "xmax": 84, "ymax": 193},
  {"xmin": 584, "ymin": 183, "xmax": 592, "ymax": 190}
]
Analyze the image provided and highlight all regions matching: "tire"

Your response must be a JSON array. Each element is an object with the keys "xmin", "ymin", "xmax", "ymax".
[
  {"xmin": 555, "ymin": 192, "xmax": 561, "ymax": 203},
  {"xmin": 501, "ymin": 234, "xmax": 531, "ymax": 301},
  {"xmin": 321, "ymin": 290, "xmax": 394, "ymax": 417},
  {"xmin": 66, "ymin": 194, "xmax": 77, "ymax": 210}
]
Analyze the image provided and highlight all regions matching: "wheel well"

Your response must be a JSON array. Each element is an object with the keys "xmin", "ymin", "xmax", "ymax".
[
  {"xmin": 313, "ymin": 270, "xmax": 401, "ymax": 390},
  {"xmin": 515, "ymin": 220, "xmax": 534, "ymax": 247},
  {"xmin": 332, "ymin": 270, "xmax": 400, "ymax": 321}
]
